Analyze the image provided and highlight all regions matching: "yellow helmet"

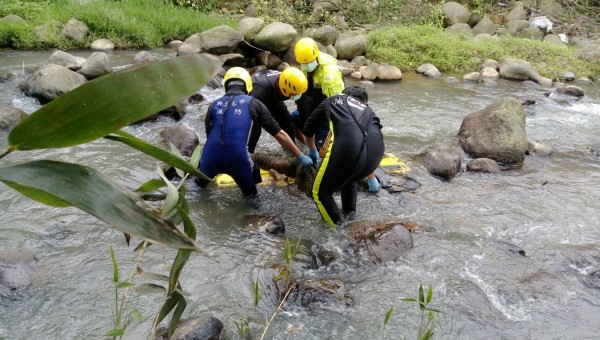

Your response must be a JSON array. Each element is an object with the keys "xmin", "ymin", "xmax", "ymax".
[
  {"xmin": 223, "ymin": 67, "xmax": 253, "ymax": 93},
  {"xmin": 294, "ymin": 37, "xmax": 319, "ymax": 64},
  {"xmin": 278, "ymin": 67, "xmax": 308, "ymax": 98}
]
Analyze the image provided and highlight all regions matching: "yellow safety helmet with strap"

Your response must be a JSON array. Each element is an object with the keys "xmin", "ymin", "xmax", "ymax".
[
  {"xmin": 294, "ymin": 37, "xmax": 319, "ymax": 64},
  {"xmin": 278, "ymin": 67, "xmax": 308, "ymax": 98},
  {"xmin": 223, "ymin": 67, "xmax": 253, "ymax": 93}
]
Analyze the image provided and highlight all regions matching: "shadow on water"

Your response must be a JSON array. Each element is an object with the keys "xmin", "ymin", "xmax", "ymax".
[{"xmin": 1, "ymin": 50, "xmax": 600, "ymax": 338}]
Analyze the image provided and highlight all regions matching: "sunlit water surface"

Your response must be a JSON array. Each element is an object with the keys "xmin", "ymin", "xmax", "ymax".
[{"xmin": 1, "ymin": 50, "xmax": 599, "ymax": 339}]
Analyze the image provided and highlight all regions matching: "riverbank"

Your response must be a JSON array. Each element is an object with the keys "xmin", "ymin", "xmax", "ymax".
[{"xmin": 2, "ymin": 0, "xmax": 600, "ymax": 79}]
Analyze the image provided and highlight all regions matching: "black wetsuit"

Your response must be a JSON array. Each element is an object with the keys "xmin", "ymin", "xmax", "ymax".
[
  {"xmin": 250, "ymin": 69, "xmax": 295, "ymax": 143},
  {"xmin": 304, "ymin": 94, "xmax": 384, "ymax": 226}
]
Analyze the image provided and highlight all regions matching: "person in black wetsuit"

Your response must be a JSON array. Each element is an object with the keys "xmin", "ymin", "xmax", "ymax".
[
  {"xmin": 249, "ymin": 67, "xmax": 307, "ymax": 145},
  {"xmin": 197, "ymin": 67, "xmax": 313, "ymax": 199},
  {"xmin": 303, "ymin": 86, "xmax": 384, "ymax": 226}
]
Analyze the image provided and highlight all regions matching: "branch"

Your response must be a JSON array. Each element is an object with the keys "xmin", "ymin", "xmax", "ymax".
[
  {"xmin": 320, "ymin": 0, "xmax": 364, "ymax": 28},
  {"xmin": 259, "ymin": 282, "xmax": 296, "ymax": 340}
]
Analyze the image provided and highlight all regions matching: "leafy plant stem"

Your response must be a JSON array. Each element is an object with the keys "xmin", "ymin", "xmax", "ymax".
[
  {"xmin": 0, "ymin": 148, "xmax": 13, "ymax": 160},
  {"xmin": 116, "ymin": 241, "xmax": 148, "ymax": 332},
  {"xmin": 259, "ymin": 282, "xmax": 296, "ymax": 340}
]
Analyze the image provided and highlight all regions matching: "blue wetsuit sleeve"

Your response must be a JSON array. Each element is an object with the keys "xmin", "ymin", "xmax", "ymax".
[
  {"xmin": 303, "ymin": 98, "xmax": 330, "ymax": 137},
  {"xmin": 204, "ymin": 102, "xmax": 214, "ymax": 136}
]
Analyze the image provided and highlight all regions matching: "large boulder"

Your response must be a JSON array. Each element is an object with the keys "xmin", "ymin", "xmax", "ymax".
[
  {"xmin": 90, "ymin": 38, "xmax": 115, "ymax": 51},
  {"xmin": 458, "ymin": 97, "xmax": 528, "ymax": 164},
  {"xmin": 19, "ymin": 64, "xmax": 87, "ymax": 104},
  {"xmin": 313, "ymin": 25, "xmax": 339, "ymax": 46},
  {"xmin": 48, "ymin": 50, "xmax": 85, "ymax": 70},
  {"xmin": 1, "ymin": 14, "xmax": 26, "ymax": 24},
  {"xmin": 517, "ymin": 27, "xmax": 545, "ymax": 40},
  {"xmin": 253, "ymin": 22, "xmax": 298, "ymax": 52},
  {"xmin": 0, "ymin": 107, "xmax": 28, "ymax": 131},
  {"xmin": 0, "ymin": 249, "xmax": 37, "ymax": 298},
  {"xmin": 79, "ymin": 52, "xmax": 112, "ymax": 79},
  {"xmin": 377, "ymin": 64, "xmax": 402, "ymax": 81},
  {"xmin": 421, "ymin": 147, "xmax": 462, "ymax": 180},
  {"xmin": 60, "ymin": 18, "xmax": 88, "ymax": 42},
  {"xmin": 178, "ymin": 25, "xmax": 244, "ymax": 56},
  {"xmin": 348, "ymin": 221, "xmax": 414, "ymax": 263},
  {"xmin": 293, "ymin": 277, "xmax": 353, "ymax": 307},
  {"xmin": 574, "ymin": 44, "xmax": 600, "ymax": 61},
  {"xmin": 160, "ymin": 125, "xmax": 199, "ymax": 157},
  {"xmin": 505, "ymin": 20, "xmax": 530, "ymax": 35},
  {"xmin": 334, "ymin": 32, "xmax": 368, "ymax": 60},
  {"xmin": 498, "ymin": 58, "xmax": 540, "ymax": 82},
  {"xmin": 237, "ymin": 17, "xmax": 265, "ymax": 42},
  {"xmin": 446, "ymin": 23, "xmax": 473, "ymax": 36},
  {"xmin": 504, "ymin": 1, "xmax": 527, "ymax": 23},
  {"xmin": 168, "ymin": 316, "xmax": 224, "ymax": 340},
  {"xmin": 472, "ymin": 16, "xmax": 496, "ymax": 35},
  {"xmin": 442, "ymin": 2, "xmax": 470, "ymax": 26}
]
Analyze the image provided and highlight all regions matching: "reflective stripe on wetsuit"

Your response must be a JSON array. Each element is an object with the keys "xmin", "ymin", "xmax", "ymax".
[{"xmin": 312, "ymin": 95, "xmax": 384, "ymax": 226}]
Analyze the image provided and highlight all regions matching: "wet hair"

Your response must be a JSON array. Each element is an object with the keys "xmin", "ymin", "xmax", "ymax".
[{"xmin": 342, "ymin": 86, "xmax": 368, "ymax": 104}]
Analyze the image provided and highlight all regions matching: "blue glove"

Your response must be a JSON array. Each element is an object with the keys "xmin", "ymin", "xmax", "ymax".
[
  {"xmin": 297, "ymin": 154, "xmax": 313, "ymax": 167},
  {"xmin": 367, "ymin": 177, "xmax": 379, "ymax": 193},
  {"xmin": 308, "ymin": 148, "xmax": 320, "ymax": 164}
]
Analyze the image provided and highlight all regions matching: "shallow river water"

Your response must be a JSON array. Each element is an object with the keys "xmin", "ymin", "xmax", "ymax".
[{"xmin": 0, "ymin": 49, "xmax": 599, "ymax": 339}]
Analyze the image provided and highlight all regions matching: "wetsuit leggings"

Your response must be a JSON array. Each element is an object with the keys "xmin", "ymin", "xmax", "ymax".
[
  {"xmin": 312, "ymin": 143, "xmax": 384, "ymax": 226},
  {"xmin": 197, "ymin": 152, "xmax": 261, "ymax": 197}
]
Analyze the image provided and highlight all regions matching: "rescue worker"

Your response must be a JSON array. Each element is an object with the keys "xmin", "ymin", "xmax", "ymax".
[
  {"xmin": 249, "ymin": 67, "xmax": 308, "ymax": 144},
  {"xmin": 291, "ymin": 37, "xmax": 344, "ymax": 150},
  {"xmin": 197, "ymin": 67, "xmax": 313, "ymax": 199},
  {"xmin": 293, "ymin": 37, "xmax": 380, "ymax": 192},
  {"xmin": 304, "ymin": 86, "xmax": 384, "ymax": 227}
]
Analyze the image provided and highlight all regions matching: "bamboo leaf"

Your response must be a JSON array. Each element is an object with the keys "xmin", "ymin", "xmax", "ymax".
[
  {"xmin": 104, "ymin": 329, "xmax": 124, "ymax": 337},
  {"xmin": 426, "ymin": 286, "xmax": 433, "ymax": 304},
  {"xmin": 421, "ymin": 329, "xmax": 434, "ymax": 340},
  {"xmin": 169, "ymin": 143, "xmax": 185, "ymax": 179},
  {"xmin": 8, "ymin": 54, "xmax": 222, "ymax": 151},
  {"xmin": 105, "ymin": 130, "xmax": 211, "ymax": 181},
  {"xmin": 384, "ymin": 306, "xmax": 395, "ymax": 326},
  {"xmin": 134, "ymin": 283, "xmax": 166, "ymax": 294},
  {"xmin": 190, "ymin": 145, "xmax": 202, "ymax": 169},
  {"xmin": 401, "ymin": 298, "xmax": 417, "ymax": 302},
  {"xmin": 117, "ymin": 282, "xmax": 134, "ymax": 289},
  {"xmin": 156, "ymin": 164, "xmax": 178, "ymax": 217},
  {"xmin": 130, "ymin": 309, "xmax": 144, "ymax": 323},
  {"xmin": 135, "ymin": 178, "xmax": 166, "ymax": 193},
  {"xmin": 167, "ymin": 204, "xmax": 197, "ymax": 296},
  {"xmin": 1, "ymin": 181, "xmax": 71, "ymax": 207},
  {"xmin": 168, "ymin": 292, "xmax": 187, "ymax": 336},
  {"xmin": 0, "ymin": 160, "xmax": 198, "ymax": 250},
  {"xmin": 419, "ymin": 284, "xmax": 425, "ymax": 311},
  {"xmin": 110, "ymin": 245, "xmax": 119, "ymax": 283},
  {"xmin": 155, "ymin": 293, "xmax": 178, "ymax": 327}
]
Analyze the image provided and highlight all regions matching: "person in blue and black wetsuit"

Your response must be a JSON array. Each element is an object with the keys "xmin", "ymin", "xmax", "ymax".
[
  {"xmin": 303, "ymin": 86, "xmax": 384, "ymax": 227},
  {"xmin": 197, "ymin": 67, "xmax": 313, "ymax": 199},
  {"xmin": 249, "ymin": 67, "xmax": 307, "ymax": 145}
]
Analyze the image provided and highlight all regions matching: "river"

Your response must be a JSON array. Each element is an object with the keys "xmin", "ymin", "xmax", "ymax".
[{"xmin": 1, "ymin": 49, "xmax": 599, "ymax": 339}]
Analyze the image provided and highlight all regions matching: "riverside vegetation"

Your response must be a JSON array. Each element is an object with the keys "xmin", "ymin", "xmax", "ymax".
[{"xmin": 1, "ymin": 0, "xmax": 600, "ymax": 79}]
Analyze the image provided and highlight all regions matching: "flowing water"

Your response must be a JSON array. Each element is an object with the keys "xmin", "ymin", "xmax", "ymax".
[{"xmin": 1, "ymin": 49, "xmax": 599, "ymax": 339}]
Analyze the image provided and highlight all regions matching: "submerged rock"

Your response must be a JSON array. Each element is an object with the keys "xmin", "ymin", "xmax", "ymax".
[
  {"xmin": 241, "ymin": 214, "xmax": 285, "ymax": 235},
  {"xmin": 0, "ymin": 249, "xmax": 37, "ymax": 298},
  {"xmin": 154, "ymin": 315, "xmax": 223, "ymax": 340},
  {"xmin": 348, "ymin": 221, "xmax": 414, "ymax": 263},
  {"xmin": 292, "ymin": 277, "xmax": 353, "ymax": 307}
]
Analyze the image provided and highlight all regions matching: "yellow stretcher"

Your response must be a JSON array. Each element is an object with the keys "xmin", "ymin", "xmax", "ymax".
[{"xmin": 214, "ymin": 152, "xmax": 409, "ymax": 188}]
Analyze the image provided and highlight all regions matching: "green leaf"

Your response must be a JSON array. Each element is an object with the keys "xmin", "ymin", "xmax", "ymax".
[
  {"xmin": 135, "ymin": 178, "xmax": 166, "ymax": 193},
  {"xmin": 167, "ymin": 204, "xmax": 198, "ymax": 296},
  {"xmin": 156, "ymin": 164, "xmax": 179, "ymax": 217},
  {"xmin": 190, "ymin": 145, "xmax": 202, "ymax": 169},
  {"xmin": 104, "ymin": 328, "xmax": 124, "ymax": 336},
  {"xmin": 426, "ymin": 286, "xmax": 433, "ymax": 304},
  {"xmin": 401, "ymin": 298, "xmax": 417, "ymax": 302},
  {"xmin": 117, "ymin": 282, "xmax": 134, "ymax": 289},
  {"xmin": 0, "ymin": 160, "xmax": 198, "ymax": 250},
  {"xmin": 168, "ymin": 292, "xmax": 187, "ymax": 336},
  {"xmin": 169, "ymin": 143, "xmax": 185, "ymax": 179},
  {"xmin": 1, "ymin": 181, "xmax": 71, "ymax": 207},
  {"xmin": 105, "ymin": 130, "xmax": 211, "ymax": 181},
  {"xmin": 384, "ymin": 306, "xmax": 395, "ymax": 326},
  {"xmin": 421, "ymin": 329, "xmax": 434, "ymax": 340},
  {"xmin": 136, "ymin": 266, "xmax": 170, "ymax": 282},
  {"xmin": 155, "ymin": 293, "xmax": 179, "ymax": 327},
  {"xmin": 134, "ymin": 283, "xmax": 166, "ymax": 294},
  {"xmin": 130, "ymin": 309, "xmax": 144, "ymax": 323},
  {"xmin": 110, "ymin": 245, "xmax": 119, "ymax": 283},
  {"xmin": 419, "ymin": 284, "xmax": 425, "ymax": 311},
  {"xmin": 8, "ymin": 54, "xmax": 222, "ymax": 151}
]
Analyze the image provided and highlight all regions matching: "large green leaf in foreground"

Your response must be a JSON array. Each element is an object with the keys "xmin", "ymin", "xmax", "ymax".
[
  {"xmin": 8, "ymin": 53, "xmax": 222, "ymax": 151},
  {"xmin": 0, "ymin": 160, "xmax": 199, "ymax": 250}
]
